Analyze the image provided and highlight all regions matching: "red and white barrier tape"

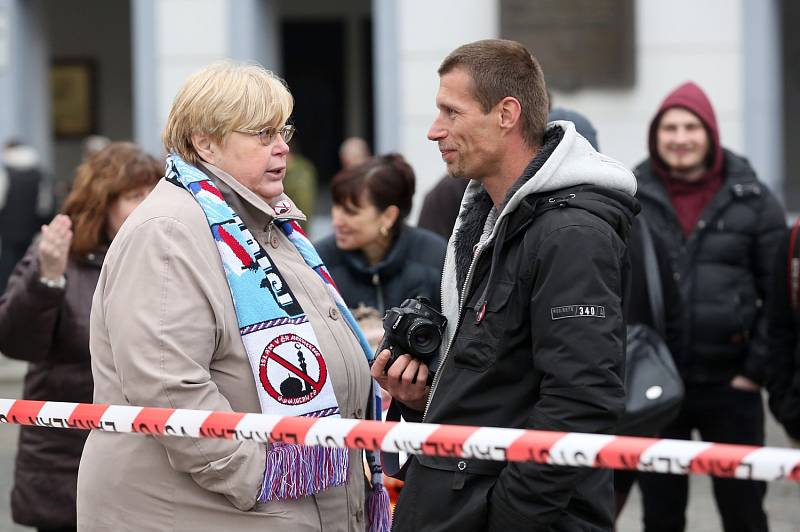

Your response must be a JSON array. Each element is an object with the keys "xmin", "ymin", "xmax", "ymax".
[{"xmin": 1, "ymin": 398, "xmax": 798, "ymax": 482}]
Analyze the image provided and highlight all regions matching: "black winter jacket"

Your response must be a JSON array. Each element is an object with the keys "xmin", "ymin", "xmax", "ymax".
[
  {"xmin": 766, "ymin": 231, "xmax": 800, "ymax": 440},
  {"xmin": 392, "ymin": 124, "xmax": 638, "ymax": 532},
  {"xmin": 315, "ymin": 224, "xmax": 446, "ymax": 313},
  {"xmin": 0, "ymin": 241, "xmax": 102, "ymax": 528},
  {"xmin": 634, "ymin": 151, "xmax": 785, "ymax": 385}
]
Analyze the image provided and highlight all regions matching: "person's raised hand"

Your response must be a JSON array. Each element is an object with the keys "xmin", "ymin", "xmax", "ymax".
[
  {"xmin": 39, "ymin": 214, "xmax": 73, "ymax": 282},
  {"xmin": 370, "ymin": 349, "xmax": 429, "ymax": 412}
]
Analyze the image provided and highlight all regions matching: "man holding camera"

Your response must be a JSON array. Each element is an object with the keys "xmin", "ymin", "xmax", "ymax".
[{"xmin": 371, "ymin": 39, "xmax": 638, "ymax": 531}]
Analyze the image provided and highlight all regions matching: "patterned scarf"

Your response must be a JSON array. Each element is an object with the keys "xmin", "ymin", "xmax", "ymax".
[{"xmin": 167, "ymin": 154, "xmax": 390, "ymax": 531}]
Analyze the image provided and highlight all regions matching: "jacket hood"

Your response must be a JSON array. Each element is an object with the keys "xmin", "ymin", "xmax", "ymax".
[
  {"xmin": 0, "ymin": 145, "xmax": 47, "ymax": 213},
  {"xmin": 647, "ymin": 81, "xmax": 723, "ymax": 180},
  {"xmin": 636, "ymin": 148, "xmax": 760, "ymax": 211},
  {"xmin": 439, "ymin": 123, "xmax": 638, "ymax": 353},
  {"xmin": 2, "ymin": 145, "xmax": 39, "ymax": 170},
  {"xmin": 558, "ymin": 186, "xmax": 639, "ymax": 240},
  {"xmin": 454, "ymin": 121, "xmax": 636, "ymax": 249}
]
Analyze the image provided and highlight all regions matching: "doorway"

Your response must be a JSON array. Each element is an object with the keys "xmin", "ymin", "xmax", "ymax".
[
  {"xmin": 282, "ymin": 20, "xmax": 347, "ymax": 184},
  {"xmin": 281, "ymin": 17, "xmax": 374, "ymax": 184}
]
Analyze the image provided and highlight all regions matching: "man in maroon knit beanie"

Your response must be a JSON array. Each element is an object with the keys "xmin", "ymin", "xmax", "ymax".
[{"xmin": 633, "ymin": 82, "xmax": 785, "ymax": 532}]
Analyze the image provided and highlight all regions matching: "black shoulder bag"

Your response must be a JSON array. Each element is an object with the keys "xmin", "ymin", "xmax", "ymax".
[{"xmin": 616, "ymin": 218, "xmax": 684, "ymax": 436}]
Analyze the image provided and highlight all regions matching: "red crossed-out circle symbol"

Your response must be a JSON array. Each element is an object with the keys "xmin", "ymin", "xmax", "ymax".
[{"xmin": 259, "ymin": 333, "xmax": 328, "ymax": 406}]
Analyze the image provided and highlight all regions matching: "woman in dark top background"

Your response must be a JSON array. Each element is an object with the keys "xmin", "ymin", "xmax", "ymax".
[{"xmin": 316, "ymin": 154, "xmax": 447, "ymax": 339}]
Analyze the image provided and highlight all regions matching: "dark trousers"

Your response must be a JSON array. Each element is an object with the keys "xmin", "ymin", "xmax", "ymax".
[
  {"xmin": 613, "ymin": 469, "xmax": 638, "ymax": 517},
  {"xmin": 638, "ymin": 383, "xmax": 769, "ymax": 532}
]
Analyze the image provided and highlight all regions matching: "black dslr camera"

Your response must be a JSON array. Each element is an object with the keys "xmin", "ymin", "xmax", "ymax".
[{"xmin": 376, "ymin": 297, "xmax": 447, "ymax": 371}]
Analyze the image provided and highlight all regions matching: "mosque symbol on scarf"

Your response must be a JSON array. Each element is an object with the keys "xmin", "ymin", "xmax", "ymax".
[{"xmin": 280, "ymin": 342, "xmax": 313, "ymax": 399}]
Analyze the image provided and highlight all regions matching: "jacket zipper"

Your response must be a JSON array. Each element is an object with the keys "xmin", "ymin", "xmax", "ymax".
[{"xmin": 423, "ymin": 243, "xmax": 486, "ymax": 421}]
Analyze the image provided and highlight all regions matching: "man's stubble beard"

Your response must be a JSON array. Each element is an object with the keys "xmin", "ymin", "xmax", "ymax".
[{"xmin": 446, "ymin": 158, "xmax": 466, "ymax": 179}]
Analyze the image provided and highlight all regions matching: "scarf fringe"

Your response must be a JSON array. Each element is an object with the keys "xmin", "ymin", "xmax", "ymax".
[
  {"xmin": 367, "ymin": 482, "xmax": 392, "ymax": 532},
  {"xmin": 259, "ymin": 444, "xmax": 350, "ymax": 502}
]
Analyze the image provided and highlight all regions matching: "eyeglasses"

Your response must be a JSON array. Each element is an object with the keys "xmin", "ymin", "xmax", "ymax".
[{"xmin": 235, "ymin": 124, "xmax": 296, "ymax": 146}]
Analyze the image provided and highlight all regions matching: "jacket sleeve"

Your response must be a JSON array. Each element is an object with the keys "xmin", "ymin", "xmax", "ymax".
[
  {"xmin": 742, "ymin": 191, "xmax": 787, "ymax": 384},
  {"xmin": 488, "ymin": 224, "xmax": 626, "ymax": 529},
  {"xmin": 766, "ymin": 231, "xmax": 796, "ymax": 420},
  {"xmin": 98, "ymin": 217, "xmax": 265, "ymax": 511},
  {"xmin": 0, "ymin": 239, "xmax": 66, "ymax": 362}
]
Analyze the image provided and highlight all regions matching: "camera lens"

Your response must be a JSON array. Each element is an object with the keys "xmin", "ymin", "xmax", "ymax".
[{"xmin": 406, "ymin": 321, "xmax": 441, "ymax": 355}]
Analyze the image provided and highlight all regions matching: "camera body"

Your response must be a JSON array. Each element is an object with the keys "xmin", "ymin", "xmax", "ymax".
[{"xmin": 376, "ymin": 297, "xmax": 447, "ymax": 370}]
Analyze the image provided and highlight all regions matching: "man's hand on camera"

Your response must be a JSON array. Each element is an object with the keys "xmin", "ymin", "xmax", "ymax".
[{"xmin": 370, "ymin": 349, "xmax": 429, "ymax": 413}]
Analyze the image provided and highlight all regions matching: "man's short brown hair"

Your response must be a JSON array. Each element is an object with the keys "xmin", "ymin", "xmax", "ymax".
[{"xmin": 439, "ymin": 39, "xmax": 549, "ymax": 148}]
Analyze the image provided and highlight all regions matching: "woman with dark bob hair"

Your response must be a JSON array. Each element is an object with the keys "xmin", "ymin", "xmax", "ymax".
[
  {"xmin": 0, "ymin": 141, "xmax": 161, "ymax": 531},
  {"xmin": 316, "ymin": 154, "xmax": 447, "ymax": 323}
]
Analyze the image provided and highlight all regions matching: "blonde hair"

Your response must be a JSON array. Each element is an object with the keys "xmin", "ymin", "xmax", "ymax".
[{"xmin": 162, "ymin": 61, "xmax": 294, "ymax": 166}]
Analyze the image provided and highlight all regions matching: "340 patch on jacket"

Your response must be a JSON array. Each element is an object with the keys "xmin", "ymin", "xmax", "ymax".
[{"xmin": 550, "ymin": 305, "xmax": 606, "ymax": 320}]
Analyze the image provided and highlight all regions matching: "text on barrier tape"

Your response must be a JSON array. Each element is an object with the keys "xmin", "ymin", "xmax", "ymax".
[{"xmin": 0, "ymin": 398, "xmax": 798, "ymax": 482}]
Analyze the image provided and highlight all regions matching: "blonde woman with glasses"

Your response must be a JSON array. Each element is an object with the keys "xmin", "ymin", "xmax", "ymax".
[{"xmin": 77, "ymin": 61, "xmax": 390, "ymax": 532}]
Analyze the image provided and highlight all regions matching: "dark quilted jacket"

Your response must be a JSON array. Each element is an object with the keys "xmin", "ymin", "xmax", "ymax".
[{"xmin": 634, "ymin": 151, "xmax": 786, "ymax": 385}]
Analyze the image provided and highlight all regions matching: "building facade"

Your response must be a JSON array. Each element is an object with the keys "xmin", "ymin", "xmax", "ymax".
[{"xmin": 0, "ymin": 0, "xmax": 793, "ymax": 218}]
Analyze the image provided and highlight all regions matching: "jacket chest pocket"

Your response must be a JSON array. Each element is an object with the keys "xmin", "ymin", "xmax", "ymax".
[{"xmin": 452, "ymin": 280, "xmax": 515, "ymax": 372}]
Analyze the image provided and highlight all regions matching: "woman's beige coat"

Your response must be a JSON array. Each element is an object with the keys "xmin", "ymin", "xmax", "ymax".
[{"xmin": 77, "ymin": 164, "xmax": 373, "ymax": 531}]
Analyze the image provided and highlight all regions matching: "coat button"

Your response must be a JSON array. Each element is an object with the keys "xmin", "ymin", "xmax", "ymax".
[
  {"xmin": 457, "ymin": 460, "xmax": 467, "ymax": 471},
  {"xmin": 355, "ymin": 407, "xmax": 364, "ymax": 418},
  {"xmin": 673, "ymin": 272, "xmax": 681, "ymax": 281},
  {"xmin": 329, "ymin": 306, "xmax": 339, "ymax": 320},
  {"xmin": 270, "ymin": 235, "xmax": 279, "ymax": 248},
  {"xmin": 356, "ymin": 507, "xmax": 364, "ymax": 521}
]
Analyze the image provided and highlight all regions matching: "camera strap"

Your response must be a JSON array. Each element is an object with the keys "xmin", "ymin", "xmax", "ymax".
[{"xmin": 381, "ymin": 399, "xmax": 411, "ymax": 478}]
